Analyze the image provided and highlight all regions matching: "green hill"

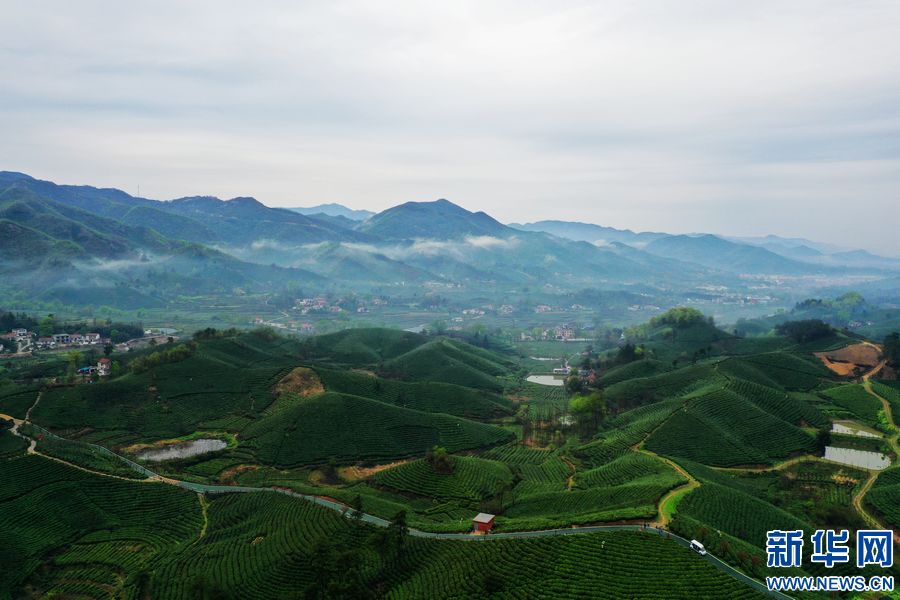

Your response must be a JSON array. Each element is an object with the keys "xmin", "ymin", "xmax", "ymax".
[
  {"xmin": 373, "ymin": 456, "xmax": 514, "ymax": 501},
  {"xmin": 300, "ymin": 328, "xmax": 428, "ymax": 364},
  {"xmin": 644, "ymin": 387, "xmax": 816, "ymax": 467},
  {"xmin": 241, "ymin": 392, "xmax": 513, "ymax": 467},
  {"xmin": 316, "ymin": 367, "xmax": 513, "ymax": 419}
]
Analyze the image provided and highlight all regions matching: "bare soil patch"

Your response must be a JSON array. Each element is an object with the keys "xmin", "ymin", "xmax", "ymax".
[
  {"xmin": 272, "ymin": 367, "xmax": 324, "ymax": 398},
  {"xmin": 815, "ymin": 343, "xmax": 882, "ymax": 377},
  {"xmin": 338, "ymin": 460, "xmax": 410, "ymax": 482},
  {"xmin": 219, "ymin": 463, "xmax": 259, "ymax": 484}
]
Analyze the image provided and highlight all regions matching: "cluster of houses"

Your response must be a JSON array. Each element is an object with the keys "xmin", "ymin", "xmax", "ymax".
[
  {"xmin": 534, "ymin": 304, "xmax": 589, "ymax": 314},
  {"xmin": 37, "ymin": 332, "xmax": 111, "ymax": 350},
  {"xmin": 252, "ymin": 317, "xmax": 316, "ymax": 335},
  {"xmin": 1, "ymin": 328, "xmax": 30, "ymax": 343},
  {"xmin": 293, "ymin": 296, "xmax": 390, "ymax": 315},
  {"xmin": 520, "ymin": 325, "xmax": 579, "ymax": 341},
  {"xmin": 77, "ymin": 358, "xmax": 112, "ymax": 378}
]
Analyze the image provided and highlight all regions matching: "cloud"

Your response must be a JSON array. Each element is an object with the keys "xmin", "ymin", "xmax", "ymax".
[{"xmin": 1, "ymin": 1, "xmax": 899, "ymax": 253}]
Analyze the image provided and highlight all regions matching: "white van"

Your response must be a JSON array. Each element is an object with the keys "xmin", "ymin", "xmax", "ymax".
[{"xmin": 690, "ymin": 540, "xmax": 707, "ymax": 555}]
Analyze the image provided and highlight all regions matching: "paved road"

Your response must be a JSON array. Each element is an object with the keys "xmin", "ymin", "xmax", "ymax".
[
  {"xmin": 0, "ymin": 416, "xmax": 791, "ymax": 600},
  {"xmin": 169, "ymin": 480, "xmax": 789, "ymax": 598}
]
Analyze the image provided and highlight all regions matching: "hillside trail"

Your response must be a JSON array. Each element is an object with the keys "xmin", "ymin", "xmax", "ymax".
[
  {"xmin": 620, "ymin": 395, "xmax": 704, "ymax": 528},
  {"xmin": 636, "ymin": 445, "xmax": 699, "ymax": 527},
  {"xmin": 561, "ymin": 455, "xmax": 576, "ymax": 490},
  {"xmin": 855, "ymin": 375, "xmax": 900, "ymax": 543},
  {"xmin": 25, "ymin": 390, "xmax": 42, "ymax": 422},
  {"xmin": 710, "ymin": 455, "xmax": 824, "ymax": 474}
]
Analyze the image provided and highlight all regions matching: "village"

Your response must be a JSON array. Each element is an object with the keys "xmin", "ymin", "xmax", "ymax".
[{"xmin": 2, "ymin": 325, "xmax": 178, "ymax": 360}]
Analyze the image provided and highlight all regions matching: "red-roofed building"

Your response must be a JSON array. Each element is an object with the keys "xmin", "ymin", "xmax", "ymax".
[
  {"xmin": 472, "ymin": 513, "xmax": 495, "ymax": 534},
  {"xmin": 97, "ymin": 358, "xmax": 112, "ymax": 376}
]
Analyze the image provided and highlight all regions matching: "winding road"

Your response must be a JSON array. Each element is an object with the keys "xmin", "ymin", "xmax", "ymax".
[{"xmin": 0, "ymin": 408, "xmax": 791, "ymax": 599}]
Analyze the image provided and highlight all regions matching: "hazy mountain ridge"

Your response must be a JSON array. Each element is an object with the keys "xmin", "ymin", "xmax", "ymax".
[
  {"xmin": 2, "ymin": 171, "xmax": 898, "ymax": 309},
  {"xmin": 510, "ymin": 220, "xmax": 668, "ymax": 247},
  {"xmin": 288, "ymin": 203, "xmax": 374, "ymax": 221}
]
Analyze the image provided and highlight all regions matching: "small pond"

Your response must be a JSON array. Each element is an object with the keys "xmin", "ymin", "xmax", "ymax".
[
  {"xmin": 831, "ymin": 420, "xmax": 882, "ymax": 439},
  {"xmin": 823, "ymin": 446, "xmax": 891, "ymax": 470},
  {"xmin": 526, "ymin": 375, "xmax": 565, "ymax": 387},
  {"xmin": 137, "ymin": 439, "xmax": 227, "ymax": 462}
]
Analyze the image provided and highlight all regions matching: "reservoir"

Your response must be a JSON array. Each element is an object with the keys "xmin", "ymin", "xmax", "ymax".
[
  {"xmin": 526, "ymin": 375, "xmax": 565, "ymax": 387},
  {"xmin": 137, "ymin": 439, "xmax": 227, "ymax": 462},
  {"xmin": 823, "ymin": 446, "xmax": 890, "ymax": 470},
  {"xmin": 831, "ymin": 420, "xmax": 882, "ymax": 439}
]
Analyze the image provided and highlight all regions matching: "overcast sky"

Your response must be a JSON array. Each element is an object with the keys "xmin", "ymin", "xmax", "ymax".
[{"xmin": 2, "ymin": 1, "xmax": 899, "ymax": 254}]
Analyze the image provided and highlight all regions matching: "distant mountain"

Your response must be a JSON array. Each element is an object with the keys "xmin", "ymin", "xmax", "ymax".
[
  {"xmin": 0, "ymin": 172, "xmax": 367, "ymax": 247},
  {"xmin": 288, "ymin": 203, "xmax": 374, "ymax": 221},
  {"xmin": 752, "ymin": 240, "xmax": 900, "ymax": 272},
  {"xmin": 762, "ymin": 244, "xmax": 824, "ymax": 260},
  {"xmin": 303, "ymin": 212, "xmax": 360, "ymax": 231},
  {"xmin": 510, "ymin": 220, "xmax": 667, "ymax": 247},
  {"xmin": 0, "ymin": 174, "xmax": 325, "ymax": 308},
  {"xmin": 644, "ymin": 234, "xmax": 819, "ymax": 275},
  {"xmin": 358, "ymin": 199, "xmax": 510, "ymax": 240},
  {"xmin": 5, "ymin": 171, "xmax": 898, "ymax": 310},
  {"xmin": 165, "ymin": 195, "xmax": 373, "ymax": 245},
  {"xmin": 829, "ymin": 249, "xmax": 900, "ymax": 270},
  {"xmin": 729, "ymin": 234, "xmax": 849, "ymax": 255}
]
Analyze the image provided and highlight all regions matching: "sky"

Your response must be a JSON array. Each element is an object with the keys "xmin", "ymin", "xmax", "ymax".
[{"xmin": 2, "ymin": 1, "xmax": 900, "ymax": 254}]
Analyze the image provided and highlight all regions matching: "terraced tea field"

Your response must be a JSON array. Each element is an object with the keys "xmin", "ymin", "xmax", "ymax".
[{"xmin": 3, "ymin": 325, "xmax": 891, "ymax": 598}]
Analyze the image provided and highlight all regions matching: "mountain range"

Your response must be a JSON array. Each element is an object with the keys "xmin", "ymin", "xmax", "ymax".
[{"xmin": 2, "ymin": 171, "xmax": 899, "ymax": 309}]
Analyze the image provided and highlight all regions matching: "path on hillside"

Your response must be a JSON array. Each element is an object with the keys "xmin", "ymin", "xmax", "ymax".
[
  {"xmin": 0, "ymin": 415, "xmax": 790, "ymax": 600},
  {"xmin": 855, "ymin": 376, "xmax": 900, "ymax": 542},
  {"xmin": 710, "ymin": 455, "xmax": 824, "ymax": 474},
  {"xmin": 636, "ymin": 446, "xmax": 699, "ymax": 527},
  {"xmin": 561, "ymin": 455, "xmax": 576, "ymax": 490}
]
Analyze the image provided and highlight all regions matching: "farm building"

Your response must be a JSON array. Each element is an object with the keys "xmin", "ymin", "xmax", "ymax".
[{"xmin": 472, "ymin": 513, "xmax": 495, "ymax": 533}]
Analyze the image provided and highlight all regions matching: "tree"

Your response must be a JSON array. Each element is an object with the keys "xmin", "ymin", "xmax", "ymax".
[
  {"xmin": 815, "ymin": 428, "xmax": 831, "ymax": 453},
  {"xmin": 884, "ymin": 332, "xmax": 900, "ymax": 366},
  {"xmin": 66, "ymin": 350, "xmax": 83, "ymax": 383},
  {"xmin": 350, "ymin": 494, "xmax": 364, "ymax": 522},
  {"xmin": 39, "ymin": 316, "xmax": 55, "ymax": 337},
  {"xmin": 569, "ymin": 390, "xmax": 606, "ymax": 434},
  {"xmin": 425, "ymin": 445, "xmax": 453, "ymax": 474},
  {"xmin": 776, "ymin": 320, "xmax": 833, "ymax": 343},
  {"xmin": 103, "ymin": 343, "xmax": 113, "ymax": 357},
  {"xmin": 564, "ymin": 374, "xmax": 584, "ymax": 395},
  {"xmin": 389, "ymin": 510, "xmax": 409, "ymax": 551}
]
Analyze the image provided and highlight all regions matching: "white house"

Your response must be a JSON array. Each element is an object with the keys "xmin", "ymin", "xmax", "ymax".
[{"xmin": 97, "ymin": 358, "xmax": 111, "ymax": 376}]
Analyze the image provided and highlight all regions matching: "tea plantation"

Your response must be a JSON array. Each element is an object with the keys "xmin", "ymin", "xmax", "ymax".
[{"xmin": 2, "ymin": 322, "xmax": 893, "ymax": 598}]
